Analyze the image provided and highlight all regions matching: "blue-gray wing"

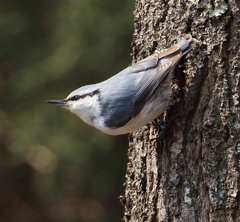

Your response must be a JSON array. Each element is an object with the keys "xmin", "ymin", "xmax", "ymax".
[
  {"xmin": 101, "ymin": 48, "xmax": 182, "ymax": 128},
  {"xmin": 133, "ymin": 52, "xmax": 182, "ymax": 106},
  {"xmin": 130, "ymin": 45, "xmax": 181, "ymax": 72}
]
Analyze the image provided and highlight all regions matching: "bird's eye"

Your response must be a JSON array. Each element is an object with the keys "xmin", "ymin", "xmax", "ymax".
[{"xmin": 70, "ymin": 95, "xmax": 80, "ymax": 101}]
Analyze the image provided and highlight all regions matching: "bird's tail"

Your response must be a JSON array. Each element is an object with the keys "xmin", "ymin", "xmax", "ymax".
[{"xmin": 177, "ymin": 34, "xmax": 197, "ymax": 55}]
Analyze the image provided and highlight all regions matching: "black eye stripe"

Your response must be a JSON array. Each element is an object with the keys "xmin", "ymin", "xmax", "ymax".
[
  {"xmin": 67, "ymin": 89, "xmax": 100, "ymax": 102},
  {"xmin": 70, "ymin": 95, "xmax": 80, "ymax": 101}
]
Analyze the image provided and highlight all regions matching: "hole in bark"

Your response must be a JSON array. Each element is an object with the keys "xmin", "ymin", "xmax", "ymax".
[
  {"xmin": 129, "ymin": 173, "xmax": 134, "ymax": 180},
  {"xmin": 150, "ymin": 41, "xmax": 158, "ymax": 54},
  {"xmin": 186, "ymin": 19, "xmax": 193, "ymax": 33}
]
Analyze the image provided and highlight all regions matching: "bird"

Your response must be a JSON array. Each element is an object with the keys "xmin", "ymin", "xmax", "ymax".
[{"xmin": 46, "ymin": 34, "xmax": 196, "ymax": 135}]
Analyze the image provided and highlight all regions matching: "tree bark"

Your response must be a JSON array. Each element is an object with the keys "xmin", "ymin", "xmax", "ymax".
[{"xmin": 121, "ymin": 0, "xmax": 240, "ymax": 221}]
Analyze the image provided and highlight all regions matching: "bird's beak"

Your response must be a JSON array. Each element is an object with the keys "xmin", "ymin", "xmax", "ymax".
[{"xmin": 46, "ymin": 100, "xmax": 67, "ymax": 106}]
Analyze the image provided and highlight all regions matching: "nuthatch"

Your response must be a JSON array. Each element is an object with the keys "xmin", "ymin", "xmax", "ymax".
[{"xmin": 47, "ymin": 34, "xmax": 196, "ymax": 135}]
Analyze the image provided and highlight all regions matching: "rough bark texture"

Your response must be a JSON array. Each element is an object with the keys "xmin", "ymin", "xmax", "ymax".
[{"xmin": 121, "ymin": 0, "xmax": 240, "ymax": 221}]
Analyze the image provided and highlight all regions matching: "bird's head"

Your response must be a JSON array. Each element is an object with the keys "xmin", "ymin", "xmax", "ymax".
[{"xmin": 46, "ymin": 85, "xmax": 101, "ymax": 122}]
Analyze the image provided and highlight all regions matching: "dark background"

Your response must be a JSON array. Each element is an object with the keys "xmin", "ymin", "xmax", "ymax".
[{"xmin": 0, "ymin": 1, "xmax": 134, "ymax": 221}]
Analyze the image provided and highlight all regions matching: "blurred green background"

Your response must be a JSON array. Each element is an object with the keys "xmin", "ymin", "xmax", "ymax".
[{"xmin": 0, "ymin": 0, "xmax": 134, "ymax": 221}]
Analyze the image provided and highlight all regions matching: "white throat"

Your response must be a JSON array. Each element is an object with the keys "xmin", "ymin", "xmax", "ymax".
[{"xmin": 67, "ymin": 94, "xmax": 108, "ymax": 131}]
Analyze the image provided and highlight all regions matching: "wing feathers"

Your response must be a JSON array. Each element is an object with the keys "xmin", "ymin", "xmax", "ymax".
[
  {"xmin": 105, "ymin": 52, "xmax": 183, "ymax": 128},
  {"xmin": 129, "ymin": 45, "xmax": 181, "ymax": 73},
  {"xmin": 102, "ymin": 35, "xmax": 196, "ymax": 129},
  {"xmin": 133, "ymin": 53, "xmax": 182, "ymax": 108},
  {"xmin": 130, "ymin": 54, "xmax": 158, "ymax": 73},
  {"xmin": 155, "ymin": 45, "xmax": 181, "ymax": 59}
]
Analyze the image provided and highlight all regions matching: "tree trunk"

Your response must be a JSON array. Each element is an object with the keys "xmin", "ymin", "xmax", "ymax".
[{"xmin": 121, "ymin": 0, "xmax": 240, "ymax": 221}]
